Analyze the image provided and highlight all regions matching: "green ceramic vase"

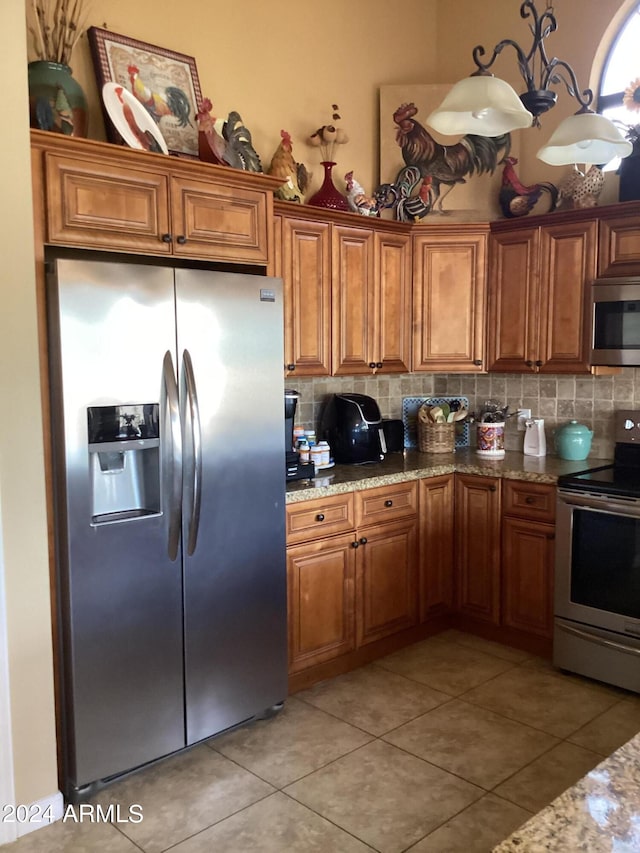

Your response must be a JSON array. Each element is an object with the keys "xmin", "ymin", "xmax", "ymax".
[{"xmin": 28, "ymin": 60, "xmax": 88, "ymax": 137}]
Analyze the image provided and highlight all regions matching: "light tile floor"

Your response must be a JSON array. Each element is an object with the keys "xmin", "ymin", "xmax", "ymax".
[{"xmin": 7, "ymin": 629, "xmax": 640, "ymax": 853}]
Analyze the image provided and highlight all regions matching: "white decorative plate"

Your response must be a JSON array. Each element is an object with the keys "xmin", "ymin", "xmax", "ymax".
[
  {"xmin": 101, "ymin": 82, "xmax": 168, "ymax": 155},
  {"xmin": 402, "ymin": 396, "xmax": 470, "ymax": 449}
]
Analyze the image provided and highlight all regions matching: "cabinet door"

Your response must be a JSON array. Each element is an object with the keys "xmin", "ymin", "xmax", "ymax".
[
  {"xmin": 413, "ymin": 231, "xmax": 487, "ymax": 372},
  {"xmin": 598, "ymin": 212, "xmax": 640, "ymax": 277},
  {"xmin": 419, "ymin": 475, "xmax": 454, "ymax": 620},
  {"xmin": 280, "ymin": 215, "xmax": 332, "ymax": 377},
  {"xmin": 502, "ymin": 517, "xmax": 555, "ymax": 638},
  {"xmin": 538, "ymin": 220, "xmax": 597, "ymax": 374},
  {"xmin": 287, "ymin": 533, "xmax": 356, "ymax": 673},
  {"xmin": 487, "ymin": 228, "xmax": 540, "ymax": 372},
  {"xmin": 374, "ymin": 231, "xmax": 412, "ymax": 373},
  {"xmin": 454, "ymin": 474, "xmax": 501, "ymax": 624},
  {"xmin": 356, "ymin": 518, "xmax": 418, "ymax": 646},
  {"xmin": 332, "ymin": 224, "xmax": 375, "ymax": 375},
  {"xmin": 170, "ymin": 176, "xmax": 270, "ymax": 264},
  {"xmin": 44, "ymin": 152, "xmax": 171, "ymax": 254}
]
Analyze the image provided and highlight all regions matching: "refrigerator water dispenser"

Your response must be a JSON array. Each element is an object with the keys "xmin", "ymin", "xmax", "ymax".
[{"xmin": 88, "ymin": 404, "xmax": 160, "ymax": 523}]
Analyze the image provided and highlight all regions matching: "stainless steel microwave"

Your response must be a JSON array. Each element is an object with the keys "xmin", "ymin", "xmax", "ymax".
[{"xmin": 591, "ymin": 279, "xmax": 640, "ymax": 366}]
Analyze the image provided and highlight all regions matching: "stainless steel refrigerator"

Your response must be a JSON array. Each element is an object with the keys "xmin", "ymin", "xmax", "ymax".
[{"xmin": 47, "ymin": 254, "xmax": 287, "ymax": 800}]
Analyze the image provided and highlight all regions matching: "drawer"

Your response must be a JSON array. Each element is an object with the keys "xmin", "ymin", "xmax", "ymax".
[
  {"xmin": 502, "ymin": 480, "xmax": 555, "ymax": 522},
  {"xmin": 355, "ymin": 481, "xmax": 418, "ymax": 527},
  {"xmin": 286, "ymin": 493, "xmax": 355, "ymax": 545}
]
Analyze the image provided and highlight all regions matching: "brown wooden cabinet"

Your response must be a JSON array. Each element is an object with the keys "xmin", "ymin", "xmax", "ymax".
[
  {"xmin": 275, "ymin": 213, "xmax": 332, "ymax": 377},
  {"xmin": 285, "ymin": 481, "xmax": 418, "ymax": 675},
  {"xmin": 274, "ymin": 202, "xmax": 411, "ymax": 378},
  {"xmin": 32, "ymin": 130, "xmax": 281, "ymax": 265},
  {"xmin": 501, "ymin": 480, "xmax": 555, "ymax": 639},
  {"xmin": 488, "ymin": 216, "xmax": 597, "ymax": 373},
  {"xmin": 598, "ymin": 202, "xmax": 640, "ymax": 276},
  {"xmin": 419, "ymin": 474, "xmax": 454, "ymax": 620},
  {"xmin": 354, "ymin": 482, "xmax": 418, "ymax": 645},
  {"xmin": 286, "ymin": 532, "xmax": 357, "ymax": 673},
  {"xmin": 454, "ymin": 473, "xmax": 501, "ymax": 625},
  {"xmin": 412, "ymin": 226, "xmax": 488, "ymax": 372}
]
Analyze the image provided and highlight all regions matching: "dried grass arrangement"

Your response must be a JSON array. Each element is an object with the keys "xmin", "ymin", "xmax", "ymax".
[{"xmin": 28, "ymin": 0, "xmax": 88, "ymax": 66}]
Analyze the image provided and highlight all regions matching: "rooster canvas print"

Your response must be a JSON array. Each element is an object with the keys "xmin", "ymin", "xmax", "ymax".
[
  {"xmin": 89, "ymin": 28, "xmax": 203, "ymax": 157},
  {"xmin": 380, "ymin": 84, "xmax": 521, "ymax": 221}
]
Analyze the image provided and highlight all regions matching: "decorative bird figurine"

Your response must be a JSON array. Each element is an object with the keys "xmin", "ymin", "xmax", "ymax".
[
  {"xmin": 267, "ymin": 130, "xmax": 310, "ymax": 202},
  {"xmin": 498, "ymin": 156, "xmax": 558, "ymax": 218},
  {"xmin": 556, "ymin": 164, "xmax": 604, "ymax": 210},
  {"xmin": 344, "ymin": 171, "xmax": 379, "ymax": 216},
  {"xmin": 221, "ymin": 111, "xmax": 263, "ymax": 172},
  {"xmin": 374, "ymin": 165, "xmax": 433, "ymax": 221},
  {"xmin": 196, "ymin": 98, "xmax": 228, "ymax": 165}
]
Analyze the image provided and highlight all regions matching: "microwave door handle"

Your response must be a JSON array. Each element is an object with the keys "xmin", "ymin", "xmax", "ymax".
[
  {"xmin": 181, "ymin": 349, "xmax": 202, "ymax": 556},
  {"xmin": 162, "ymin": 351, "xmax": 182, "ymax": 561}
]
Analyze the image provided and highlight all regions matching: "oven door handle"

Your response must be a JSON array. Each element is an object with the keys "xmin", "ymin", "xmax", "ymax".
[
  {"xmin": 556, "ymin": 621, "xmax": 640, "ymax": 656},
  {"xmin": 558, "ymin": 491, "xmax": 640, "ymax": 517}
]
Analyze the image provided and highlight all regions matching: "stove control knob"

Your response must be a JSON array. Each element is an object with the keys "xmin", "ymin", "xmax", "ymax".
[{"xmin": 624, "ymin": 419, "xmax": 635, "ymax": 430}]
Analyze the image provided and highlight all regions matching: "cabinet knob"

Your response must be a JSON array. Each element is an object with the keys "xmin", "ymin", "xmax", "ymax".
[
  {"xmin": 351, "ymin": 540, "xmax": 360, "ymax": 548},
  {"xmin": 161, "ymin": 233, "xmax": 172, "ymax": 243},
  {"xmin": 473, "ymin": 359, "xmax": 483, "ymax": 366},
  {"xmin": 376, "ymin": 362, "xmax": 383, "ymax": 369},
  {"xmin": 176, "ymin": 235, "xmax": 187, "ymax": 245},
  {"xmin": 535, "ymin": 359, "xmax": 543, "ymax": 367},
  {"xmin": 359, "ymin": 537, "xmax": 368, "ymax": 545},
  {"xmin": 369, "ymin": 362, "xmax": 376, "ymax": 369},
  {"xmin": 525, "ymin": 360, "xmax": 533, "ymax": 367},
  {"xmin": 384, "ymin": 499, "xmax": 393, "ymax": 507},
  {"xmin": 525, "ymin": 496, "xmax": 535, "ymax": 504},
  {"xmin": 489, "ymin": 485, "xmax": 497, "ymax": 492},
  {"xmin": 286, "ymin": 363, "xmax": 296, "ymax": 372},
  {"xmin": 315, "ymin": 513, "xmax": 325, "ymax": 522}
]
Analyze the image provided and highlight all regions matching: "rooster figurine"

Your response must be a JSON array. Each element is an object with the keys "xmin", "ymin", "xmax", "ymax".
[
  {"xmin": 127, "ymin": 65, "xmax": 192, "ymax": 128},
  {"xmin": 196, "ymin": 98, "xmax": 229, "ymax": 165},
  {"xmin": 499, "ymin": 156, "xmax": 558, "ymax": 218},
  {"xmin": 268, "ymin": 130, "xmax": 310, "ymax": 202},
  {"xmin": 344, "ymin": 171, "xmax": 379, "ymax": 216},
  {"xmin": 196, "ymin": 100, "xmax": 262, "ymax": 171}
]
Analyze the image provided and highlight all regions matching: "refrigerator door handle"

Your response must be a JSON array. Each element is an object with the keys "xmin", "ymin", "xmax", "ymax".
[
  {"xmin": 162, "ymin": 350, "xmax": 182, "ymax": 561},
  {"xmin": 181, "ymin": 349, "xmax": 202, "ymax": 556}
]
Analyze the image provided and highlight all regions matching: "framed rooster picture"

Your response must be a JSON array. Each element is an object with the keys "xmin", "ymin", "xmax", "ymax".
[{"xmin": 88, "ymin": 27, "xmax": 203, "ymax": 157}]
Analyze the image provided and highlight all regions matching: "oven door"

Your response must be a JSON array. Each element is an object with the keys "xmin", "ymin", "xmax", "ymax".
[{"xmin": 554, "ymin": 488, "xmax": 640, "ymax": 691}]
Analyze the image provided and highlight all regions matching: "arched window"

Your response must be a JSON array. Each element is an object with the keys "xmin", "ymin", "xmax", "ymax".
[{"xmin": 598, "ymin": 5, "xmax": 640, "ymax": 130}]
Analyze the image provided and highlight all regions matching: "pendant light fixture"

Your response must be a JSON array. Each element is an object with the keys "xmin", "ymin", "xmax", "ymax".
[{"xmin": 427, "ymin": 0, "xmax": 632, "ymax": 166}]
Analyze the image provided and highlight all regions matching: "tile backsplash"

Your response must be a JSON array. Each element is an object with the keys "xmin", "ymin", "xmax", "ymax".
[{"xmin": 290, "ymin": 368, "xmax": 640, "ymax": 460}]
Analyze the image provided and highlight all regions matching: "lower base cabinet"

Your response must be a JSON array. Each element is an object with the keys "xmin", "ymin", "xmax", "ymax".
[{"xmin": 286, "ymin": 473, "xmax": 556, "ymax": 685}]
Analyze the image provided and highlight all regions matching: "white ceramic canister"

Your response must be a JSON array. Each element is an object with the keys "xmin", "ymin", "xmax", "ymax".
[{"xmin": 476, "ymin": 422, "xmax": 506, "ymax": 458}]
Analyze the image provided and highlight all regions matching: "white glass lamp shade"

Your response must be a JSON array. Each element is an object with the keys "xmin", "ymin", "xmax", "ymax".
[
  {"xmin": 537, "ymin": 112, "xmax": 633, "ymax": 166},
  {"xmin": 426, "ymin": 76, "xmax": 534, "ymax": 136}
]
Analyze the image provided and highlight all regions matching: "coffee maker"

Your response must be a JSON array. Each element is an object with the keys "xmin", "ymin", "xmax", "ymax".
[{"xmin": 285, "ymin": 389, "xmax": 315, "ymax": 481}]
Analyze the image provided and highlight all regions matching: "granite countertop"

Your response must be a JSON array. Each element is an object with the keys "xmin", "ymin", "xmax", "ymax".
[
  {"xmin": 493, "ymin": 732, "xmax": 640, "ymax": 852},
  {"xmin": 285, "ymin": 449, "xmax": 611, "ymax": 503}
]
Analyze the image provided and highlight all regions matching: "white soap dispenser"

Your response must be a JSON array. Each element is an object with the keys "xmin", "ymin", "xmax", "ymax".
[{"xmin": 523, "ymin": 418, "xmax": 546, "ymax": 457}]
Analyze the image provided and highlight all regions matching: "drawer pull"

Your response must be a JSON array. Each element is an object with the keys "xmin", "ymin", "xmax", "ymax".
[
  {"xmin": 384, "ymin": 499, "xmax": 393, "ymax": 507},
  {"xmin": 315, "ymin": 513, "xmax": 325, "ymax": 522},
  {"xmin": 525, "ymin": 496, "xmax": 535, "ymax": 504}
]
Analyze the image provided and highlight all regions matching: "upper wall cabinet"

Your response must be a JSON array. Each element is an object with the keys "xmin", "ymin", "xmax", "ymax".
[
  {"xmin": 598, "ymin": 202, "xmax": 640, "ymax": 277},
  {"xmin": 274, "ymin": 202, "xmax": 411, "ymax": 378},
  {"xmin": 31, "ymin": 131, "xmax": 282, "ymax": 266},
  {"xmin": 412, "ymin": 225, "xmax": 489, "ymax": 373},
  {"xmin": 487, "ymin": 214, "xmax": 597, "ymax": 374}
]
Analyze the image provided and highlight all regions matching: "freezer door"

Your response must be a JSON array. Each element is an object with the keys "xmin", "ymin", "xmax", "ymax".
[
  {"xmin": 49, "ymin": 257, "xmax": 185, "ymax": 791},
  {"xmin": 176, "ymin": 270, "xmax": 287, "ymax": 743}
]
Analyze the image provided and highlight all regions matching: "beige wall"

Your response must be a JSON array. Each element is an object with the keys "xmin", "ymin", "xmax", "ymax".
[
  {"xmin": 1, "ymin": 0, "xmax": 59, "ymax": 807},
  {"xmin": 3, "ymin": 0, "xmax": 630, "ymax": 807}
]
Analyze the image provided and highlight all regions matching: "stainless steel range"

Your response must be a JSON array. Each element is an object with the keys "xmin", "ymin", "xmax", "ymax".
[{"xmin": 554, "ymin": 410, "xmax": 640, "ymax": 693}]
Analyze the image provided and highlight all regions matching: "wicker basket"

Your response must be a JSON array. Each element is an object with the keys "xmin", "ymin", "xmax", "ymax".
[{"xmin": 417, "ymin": 420, "xmax": 455, "ymax": 453}]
